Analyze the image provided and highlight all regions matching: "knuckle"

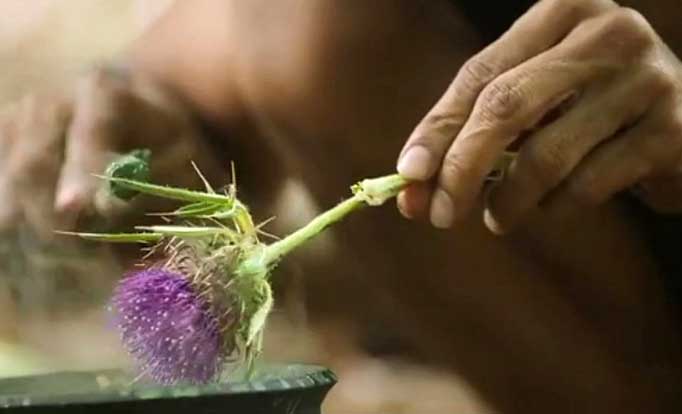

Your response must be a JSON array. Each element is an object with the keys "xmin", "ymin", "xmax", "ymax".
[
  {"xmin": 418, "ymin": 110, "xmax": 466, "ymax": 140},
  {"xmin": 440, "ymin": 151, "xmax": 470, "ymax": 181},
  {"xmin": 603, "ymin": 8, "xmax": 656, "ymax": 51},
  {"xmin": 548, "ymin": 0, "xmax": 596, "ymax": 21},
  {"xmin": 458, "ymin": 56, "xmax": 498, "ymax": 95},
  {"xmin": 477, "ymin": 80, "xmax": 525, "ymax": 124},
  {"xmin": 615, "ymin": 7, "xmax": 651, "ymax": 31}
]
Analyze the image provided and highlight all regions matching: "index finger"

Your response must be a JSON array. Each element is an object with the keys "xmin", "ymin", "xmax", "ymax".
[
  {"xmin": 55, "ymin": 69, "xmax": 138, "ymax": 219},
  {"xmin": 397, "ymin": 0, "xmax": 613, "ymax": 181}
]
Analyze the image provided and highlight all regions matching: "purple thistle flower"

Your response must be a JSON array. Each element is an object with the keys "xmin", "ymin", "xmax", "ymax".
[{"xmin": 111, "ymin": 267, "xmax": 228, "ymax": 385}]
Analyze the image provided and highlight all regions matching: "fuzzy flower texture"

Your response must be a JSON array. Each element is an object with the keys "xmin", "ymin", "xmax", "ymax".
[
  {"xmin": 66, "ymin": 153, "xmax": 409, "ymax": 385},
  {"xmin": 112, "ymin": 268, "xmax": 225, "ymax": 384}
]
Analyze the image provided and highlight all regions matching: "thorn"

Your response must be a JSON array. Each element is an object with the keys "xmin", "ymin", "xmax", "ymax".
[
  {"xmin": 164, "ymin": 250, "xmax": 178, "ymax": 267},
  {"xmin": 146, "ymin": 211, "xmax": 174, "ymax": 217},
  {"xmin": 230, "ymin": 162, "xmax": 237, "ymax": 188},
  {"xmin": 164, "ymin": 237, "xmax": 178, "ymax": 252},
  {"xmin": 191, "ymin": 161, "xmax": 215, "ymax": 193},
  {"xmin": 53, "ymin": 230, "xmax": 80, "ymax": 236},
  {"xmin": 141, "ymin": 245, "xmax": 159, "ymax": 260},
  {"xmin": 256, "ymin": 216, "xmax": 276, "ymax": 229},
  {"xmin": 130, "ymin": 371, "xmax": 147, "ymax": 386},
  {"xmin": 207, "ymin": 217, "xmax": 227, "ymax": 228},
  {"xmin": 254, "ymin": 216, "xmax": 279, "ymax": 239},
  {"xmin": 256, "ymin": 229, "xmax": 280, "ymax": 241}
]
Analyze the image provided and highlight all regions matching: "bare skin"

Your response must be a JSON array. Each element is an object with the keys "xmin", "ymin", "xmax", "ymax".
[
  {"xmin": 2, "ymin": 0, "xmax": 682, "ymax": 412},
  {"xmin": 398, "ymin": 0, "xmax": 682, "ymax": 232},
  {"xmin": 0, "ymin": 68, "xmax": 229, "ymax": 239}
]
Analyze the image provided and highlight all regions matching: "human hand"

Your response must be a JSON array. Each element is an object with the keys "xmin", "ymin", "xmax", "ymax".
[
  {"xmin": 0, "ymin": 65, "xmax": 226, "ymax": 240},
  {"xmin": 397, "ymin": 0, "xmax": 682, "ymax": 233}
]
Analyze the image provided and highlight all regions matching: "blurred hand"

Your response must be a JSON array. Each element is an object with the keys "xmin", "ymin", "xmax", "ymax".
[
  {"xmin": 397, "ymin": 0, "xmax": 682, "ymax": 233},
  {"xmin": 0, "ymin": 65, "xmax": 226, "ymax": 240}
]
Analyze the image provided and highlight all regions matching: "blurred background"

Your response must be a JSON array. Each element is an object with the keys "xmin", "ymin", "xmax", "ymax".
[{"xmin": 0, "ymin": 1, "xmax": 491, "ymax": 413}]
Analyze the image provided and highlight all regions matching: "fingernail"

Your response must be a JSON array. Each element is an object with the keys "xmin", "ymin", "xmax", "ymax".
[
  {"xmin": 397, "ymin": 146, "xmax": 432, "ymax": 180},
  {"xmin": 430, "ymin": 189, "xmax": 454, "ymax": 228},
  {"xmin": 396, "ymin": 191, "xmax": 413, "ymax": 219},
  {"xmin": 483, "ymin": 208, "xmax": 505, "ymax": 235}
]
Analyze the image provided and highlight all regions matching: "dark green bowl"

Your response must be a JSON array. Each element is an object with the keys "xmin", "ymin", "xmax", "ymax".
[{"xmin": 0, "ymin": 364, "xmax": 336, "ymax": 414}]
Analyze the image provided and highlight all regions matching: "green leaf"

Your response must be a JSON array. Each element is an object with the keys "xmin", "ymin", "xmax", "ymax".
[
  {"xmin": 166, "ymin": 202, "xmax": 227, "ymax": 217},
  {"xmin": 95, "ymin": 175, "xmax": 235, "ymax": 205},
  {"xmin": 134, "ymin": 225, "xmax": 237, "ymax": 238},
  {"xmin": 55, "ymin": 231, "xmax": 163, "ymax": 243},
  {"xmin": 197, "ymin": 208, "xmax": 239, "ymax": 220}
]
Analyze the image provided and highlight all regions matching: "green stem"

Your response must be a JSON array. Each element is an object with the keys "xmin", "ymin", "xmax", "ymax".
[
  {"xmin": 261, "ymin": 197, "xmax": 363, "ymax": 265},
  {"xmin": 261, "ymin": 174, "xmax": 408, "ymax": 266}
]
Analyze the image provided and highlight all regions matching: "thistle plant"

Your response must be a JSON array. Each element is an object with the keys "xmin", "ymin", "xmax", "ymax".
[{"xmin": 62, "ymin": 153, "xmax": 409, "ymax": 385}]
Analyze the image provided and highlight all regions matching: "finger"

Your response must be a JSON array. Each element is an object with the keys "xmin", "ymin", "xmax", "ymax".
[
  {"xmin": 396, "ymin": 181, "xmax": 432, "ymax": 220},
  {"xmin": 484, "ymin": 69, "xmax": 664, "ymax": 234},
  {"xmin": 397, "ymin": 0, "xmax": 615, "ymax": 181},
  {"xmin": 628, "ymin": 97, "xmax": 682, "ymax": 213},
  {"xmin": 55, "ymin": 70, "xmax": 136, "ymax": 221},
  {"xmin": 430, "ymin": 56, "xmax": 588, "ymax": 227},
  {"xmin": 430, "ymin": 7, "xmax": 659, "ymax": 229},
  {"xmin": 8, "ymin": 95, "xmax": 71, "ymax": 238},
  {"xmin": 543, "ymin": 109, "xmax": 678, "ymax": 218}
]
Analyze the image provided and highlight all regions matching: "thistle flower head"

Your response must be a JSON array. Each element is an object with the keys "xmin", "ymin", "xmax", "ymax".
[{"xmin": 111, "ymin": 258, "xmax": 237, "ymax": 385}]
